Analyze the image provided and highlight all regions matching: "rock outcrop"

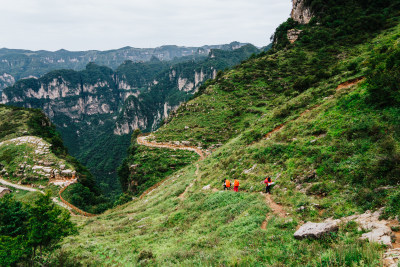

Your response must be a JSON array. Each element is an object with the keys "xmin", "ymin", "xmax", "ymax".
[
  {"xmin": 344, "ymin": 211, "xmax": 393, "ymax": 247},
  {"xmin": 294, "ymin": 219, "xmax": 340, "ymax": 239},
  {"xmin": 287, "ymin": 29, "xmax": 303, "ymax": 44},
  {"xmin": 291, "ymin": 0, "xmax": 313, "ymax": 24},
  {"xmin": 294, "ymin": 210, "xmax": 395, "ymax": 247}
]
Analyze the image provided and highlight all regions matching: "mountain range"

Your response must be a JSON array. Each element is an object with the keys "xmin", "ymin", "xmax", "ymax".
[
  {"xmin": 0, "ymin": 42, "xmax": 249, "ymax": 90},
  {"xmin": 1, "ymin": 44, "xmax": 261, "ymax": 194}
]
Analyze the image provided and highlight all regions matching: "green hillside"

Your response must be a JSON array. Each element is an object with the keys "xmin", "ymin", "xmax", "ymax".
[
  {"xmin": 58, "ymin": 1, "xmax": 400, "ymax": 265},
  {"xmin": 0, "ymin": 105, "xmax": 109, "ymax": 214},
  {"xmin": 2, "ymin": 45, "xmax": 260, "ymax": 199}
]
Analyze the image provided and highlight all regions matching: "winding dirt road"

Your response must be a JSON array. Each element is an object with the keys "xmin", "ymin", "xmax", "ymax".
[
  {"xmin": 0, "ymin": 178, "xmax": 71, "ymax": 210},
  {"xmin": 0, "ymin": 177, "xmax": 96, "ymax": 217}
]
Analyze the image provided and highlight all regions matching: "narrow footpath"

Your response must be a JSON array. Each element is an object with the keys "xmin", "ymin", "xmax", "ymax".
[
  {"xmin": 0, "ymin": 177, "xmax": 95, "ymax": 217},
  {"xmin": 0, "ymin": 178, "xmax": 70, "ymax": 211},
  {"xmin": 137, "ymin": 77, "xmax": 366, "ymax": 226},
  {"xmin": 137, "ymin": 134, "xmax": 207, "ymax": 160},
  {"xmin": 137, "ymin": 134, "xmax": 208, "ymax": 199}
]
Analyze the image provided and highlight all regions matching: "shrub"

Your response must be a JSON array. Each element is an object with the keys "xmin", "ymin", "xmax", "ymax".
[{"xmin": 384, "ymin": 190, "xmax": 400, "ymax": 218}]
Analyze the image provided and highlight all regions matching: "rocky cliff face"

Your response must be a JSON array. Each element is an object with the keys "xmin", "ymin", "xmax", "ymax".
[
  {"xmin": 0, "ymin": 42, "xmax": 249, "ymax": 90},
  {"xmin": 291, "ymin": 0, "xmax": 313, "ymax": 24}
]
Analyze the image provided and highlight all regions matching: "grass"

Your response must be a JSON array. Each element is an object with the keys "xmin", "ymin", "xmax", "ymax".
[
  {"xmin": 59, "ymin": 13, "xmax": 400, "ymax": 266},
  {"xmin": 0, "ymin": 141, "xmax": 74, "ymax": 186},
  {"xmin": 63, "ymin": 159, "xmax": 384, "ymax": 266}
]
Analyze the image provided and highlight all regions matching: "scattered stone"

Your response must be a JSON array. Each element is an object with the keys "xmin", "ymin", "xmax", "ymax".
[
  {"xmin": 243, "ymin": 164, "xmax": 257, "ymax": 174},
  {"xmin": 295, "ymin": 210, "xmax": 394, "ymax": 247},
  {"xmin": 297, "ymin": 206, "xmax": 306, "ymax": 212},
  {"xmin": 294, "ymin": 219, "xmax": 340, "ymax": 239},
  {"xmin": 202, "ymin": 185, "xmax": 211, "ymax": 190},
  {"xmin": 61, "ymin": 169, "xmax": 73, "ymax": 176},
  {"xmin": 42, "ymin": 167, "xmax": 53, "ymax": 173},
  {"xmin": 384, "ymin": 248, "xmax": 400, "ymax": 267},
  {"xmin": 344, "ymin": 210, "xmax": 393, "ymax": 247},
  {"xmin": 32, "ymin": 166, "xmax": 44, "ymax": 170}
]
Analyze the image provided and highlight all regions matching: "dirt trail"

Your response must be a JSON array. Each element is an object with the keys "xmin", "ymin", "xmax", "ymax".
[
  {"xmin": 137, "ymin": 135, "xmax": 206, "ymax": 160},
  {"xmin": 178, "ymin": 164, "xmax": 199, "ymax": 200},
  {"xmin": 137, "ymin": 134, "xmax": 208, "ymax": 199},
  {"xmin": 0, "ymin": 178, "xmax": 70, "ymax": 211},
  {"xmin": 336, "ymin": 77, "xmax": 365, "ymax": 91},
  {"xmin": 261, "ymin": 193, "xmax": 287, "ymax": 229},
  {"xmin": 0, "ymin": 177, "xmax": 96, "ymax": 217}
]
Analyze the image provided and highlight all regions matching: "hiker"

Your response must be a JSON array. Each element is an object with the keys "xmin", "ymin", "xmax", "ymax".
[
  {"xmin": 264, "ymin": 176, "xmax": 272, "ymax": 194},
  {"xmin": 233, "ymin": 179, "xmax": 239, "ymax": 192},
  {"xmin": 223, "ymin": 178, "xmax": 231, "ymax": 190}
]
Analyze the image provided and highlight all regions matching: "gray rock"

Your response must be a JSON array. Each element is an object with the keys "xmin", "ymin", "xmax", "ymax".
[
  {"xmin": 287, "ymin": 29, "xmax": 303, "ymax": 44},
  {"xmin": 291, "ymin": 0, "xmax": 313, "ymax": 24},
  {"xmin": 202, "ymin": 185, "xmax": 211, "ymax": 190},
  {"xmin": 294, "ymin": 219, "xmax": 340, "ymax": 239}
]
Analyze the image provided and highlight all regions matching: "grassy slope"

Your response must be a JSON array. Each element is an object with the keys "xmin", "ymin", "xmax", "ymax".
[
  {"xmin": 0, "ymin": 105, "xmax": 107, "ymax": 213},
  {"xmin": 119, "ymin": 144, "xmax": 199, "ymax": 195},
  {"xmin": 0, "ymin": 105, "xmax": 75, "ymax": 186},
  {"xmin": 63, "ymin": 16, "xmax": 400, "ymax": 267}
]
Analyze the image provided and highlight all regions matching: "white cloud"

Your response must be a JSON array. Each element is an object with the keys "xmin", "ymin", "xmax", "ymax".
[{"xmin": 0, "ymin": 0, "xmax": 292, "ymax": 51}]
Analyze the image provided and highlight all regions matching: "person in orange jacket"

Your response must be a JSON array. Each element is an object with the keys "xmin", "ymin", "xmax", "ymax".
[
  {"xmin": 233, "ymin": 179, "xmax": 239, "ymax": 192},
  {"xmin": 223, "ymin": 178, "xmax": 231, "ymax": 190}
]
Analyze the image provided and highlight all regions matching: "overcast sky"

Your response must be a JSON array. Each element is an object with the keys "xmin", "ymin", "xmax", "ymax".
[{"xmin": 0, "ymin": 0, "xmax": 292, "ymax": 51}]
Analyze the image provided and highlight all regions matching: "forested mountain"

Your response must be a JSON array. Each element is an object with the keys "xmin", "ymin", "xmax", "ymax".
[
  {"xmin": 0, "ymin": 42, "xmax": 247, "ymax": 90},
  {"xmin": 1, "ymin": 45, "xmax": 260, "ymax": 195}
]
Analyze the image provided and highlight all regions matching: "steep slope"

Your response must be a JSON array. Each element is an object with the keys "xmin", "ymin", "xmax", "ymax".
[
  {"xmin": 0, "ymin": 105, "xmax": 108, "ymax": 214},
  {"xmin": 0, "ymin": 42, "xmax": 248, "ymax": 90},
  {"xmin": 60, "ymin": 0, "xmax": 400, "ymax": 265},
  {"xmin": 1, "ymin": 45, "xmax": 259, "ymax": 195}
]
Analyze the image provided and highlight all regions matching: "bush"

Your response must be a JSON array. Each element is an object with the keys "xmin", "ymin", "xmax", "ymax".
[
  {"xmin": 384, "ymin": 190, "xmax": 400, "ymax": 218},
  {"xmin": 366, "ymin": 50, "xmax": 400, "ymax": 107}
]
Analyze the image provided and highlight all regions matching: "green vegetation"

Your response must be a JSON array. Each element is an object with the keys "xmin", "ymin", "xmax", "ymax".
[
  {"xmin": 65, "ymin": 1, "xmax": 400, "ymax": 265},
  {"xmin": 118, "ymin": 131, "xmax": 199, "ymax": 195},
  {"xmin": 0, "ymin": 193, "xmax": 76, "ymax": 266},
  {"xmin": 3, "ymin": 44, "xmax": 260, "ymax": 200},
  {"xmin": 4, "ymin": 1, "xmax": 400, "ymax": 264},
  {"xmin": 0, "ymin": 105, "xmax": 110, "ymax": 214},
  {"xmin": 65, "ymin": 163, "xmax": 383, "ymax": 266},
  {"xmin": 0, "ymin": 42, "xmax": 248, "ymax": 89}
]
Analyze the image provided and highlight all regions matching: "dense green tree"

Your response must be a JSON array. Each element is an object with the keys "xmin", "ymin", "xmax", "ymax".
[
  {"xmin": 27, "ymin": 192, "xmax": 77, "ymax": 259},
  {"xmin": 0, "ymin": 195, "xmax": 30, "ymax": 266}
]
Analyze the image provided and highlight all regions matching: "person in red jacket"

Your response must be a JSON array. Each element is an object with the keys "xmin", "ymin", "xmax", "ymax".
[
  {"xmin": 264, "ymin": 176, "xmax": 272, "ymax": 194},
  {"xmin": 233, "ymin": 179, "xmax": 239, "ymax": 192}
]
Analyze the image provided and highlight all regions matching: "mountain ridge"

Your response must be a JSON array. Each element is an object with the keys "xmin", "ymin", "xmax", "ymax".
[{"xmin": 0, "ymin": 42, "xmax": 248, "ymax": 90}]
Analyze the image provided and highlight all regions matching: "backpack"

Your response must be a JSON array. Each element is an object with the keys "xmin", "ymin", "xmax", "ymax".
[
  {"xmin": 234, "ymin": 180, "xmax": 239, "ymax": 187},
  {"xmin": 226, "ymin": 180, "xmax": 231, "ymax": 187},
  {"xmin": 268, "ymin": 177, "xmax": 272, "ymax": 183}
]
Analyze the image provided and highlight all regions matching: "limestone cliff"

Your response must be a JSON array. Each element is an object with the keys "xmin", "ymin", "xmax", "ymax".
[{"xmin": 291, "ymin": 0, "xmax": 313, "ymax": 24}]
